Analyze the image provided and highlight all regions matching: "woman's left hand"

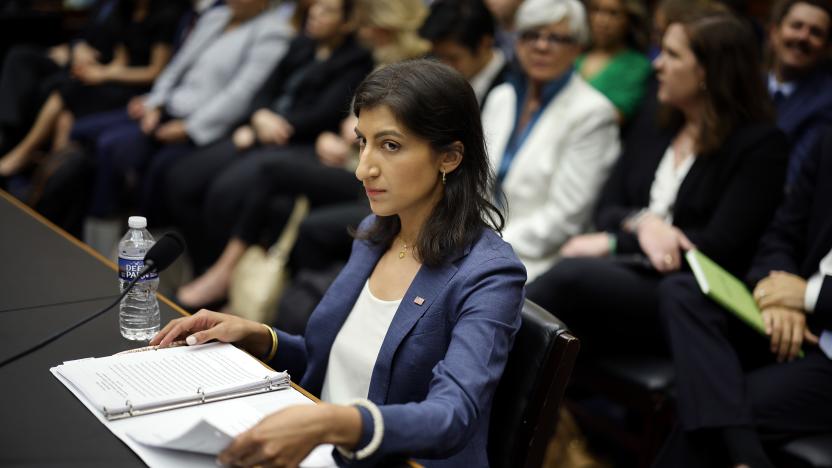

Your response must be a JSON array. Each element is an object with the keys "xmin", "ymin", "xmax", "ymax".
[
  {"xmin": 637, "ymin": 214, "xmax": 694, "ymax": 272},
  {"xmin": 315, "ymin": 131, "xmax": 350, "ymax": 167},
  {"xmin": 154, "ymin": 119, "xmax": 189, "ymax": 143},
  {"xmin": 560, "ymin": 232, "xmax": 611, "ymax": 257},
  {"xmin": 219, "ymin": 405, "xmax": 330, "ymax": 467}
]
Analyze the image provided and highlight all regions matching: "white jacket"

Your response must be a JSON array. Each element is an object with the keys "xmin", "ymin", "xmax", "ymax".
[{"xmin": 483, "ymin": 74, "xmax": 620, "ymax": 281}]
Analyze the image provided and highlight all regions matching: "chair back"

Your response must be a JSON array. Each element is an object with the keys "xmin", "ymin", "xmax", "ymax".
[{"xmin": 488, "ymin": 299, "xmax": 580, "ymax": 468}]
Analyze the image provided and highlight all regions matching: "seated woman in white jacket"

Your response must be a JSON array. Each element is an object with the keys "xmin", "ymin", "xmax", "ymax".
[{"xmin": 482, "ymin": 0, "xmax": 620, "ymax": 281}]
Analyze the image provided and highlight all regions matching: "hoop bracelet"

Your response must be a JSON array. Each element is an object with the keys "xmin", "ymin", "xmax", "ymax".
[
  {"xmin": 337, "ymin": 398, "xmax": 384, "ymax": 460},
  {"xmin": 261, "ymin": 323, "xmax": 278, "ymax": 362}
]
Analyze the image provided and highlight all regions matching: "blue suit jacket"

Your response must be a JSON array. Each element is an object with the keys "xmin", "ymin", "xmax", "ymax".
[
  {"xmin": 747, "ymin": 126, "xmax": 832, "ymax": 332},
  {"xmin": 774, "ymin": 69, "xmax": 832, "ymax": 187},
  {"xmin": 271, "ymin": 217, "xmax": 526, "ymax": 467}
]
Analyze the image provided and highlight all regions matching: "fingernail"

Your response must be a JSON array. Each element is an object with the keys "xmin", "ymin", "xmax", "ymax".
[{"xmin": 186, "ymin": 335, "xmax": 197, "ymax": 345}]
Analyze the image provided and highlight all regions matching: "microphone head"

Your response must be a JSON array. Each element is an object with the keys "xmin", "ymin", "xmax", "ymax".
[{"xmin": 143, "ymin": 232, "xmax": 185, "ymax": 273}]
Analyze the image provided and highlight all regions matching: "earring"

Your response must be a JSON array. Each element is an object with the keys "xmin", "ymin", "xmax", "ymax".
[{"xmin": 441, "ymin": 170, "xmax": 446, "ymax": 185}]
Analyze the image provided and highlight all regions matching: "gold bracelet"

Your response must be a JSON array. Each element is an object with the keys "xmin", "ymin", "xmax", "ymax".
[{"xmin": 260, "ymin": 323, "xmax": 278, "ymax": 362}]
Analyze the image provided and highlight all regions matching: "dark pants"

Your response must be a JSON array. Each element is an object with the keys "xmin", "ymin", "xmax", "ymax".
[
  {"xmin": 234, "ymin": 146, "xmax": 363, "ymax": 244},
  {"xmin": 526, "ymin": 256, "xmax": 667, "ymax": 356},
  {"xmin": 653, "ymin": 274, "xmax": 832, "ymax": 467},
  {"xmin": 74, "ymin": 110, "xmax": 191, "ymax": 219},
  {"xmin": 165, "ymin": 138, "xmax": 243, "ymax": 271},
  {"xmin": 0, "ymin": 45, "xmax": 62, "ymax": 145},
  {"xmin": 273, "ymin": 201, "xmax": 368, "ymax": 333},
  {"xmin": 289, "ymin": 201, "xmax": 370, "ymax": 273},
  {"xmin": 188, "ymin": 145, "xmax": 362, "ymax": 272}
]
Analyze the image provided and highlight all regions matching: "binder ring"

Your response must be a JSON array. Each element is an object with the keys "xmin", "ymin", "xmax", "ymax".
[
  {"xmin": 264, "ymin": 376, "xmax": 274, "ymax": 390},
  {"xmin": 197, "ymin": 387, "xmax": 206, "ymax": 404},
  {"xmin": 126, "ymin": 400, "xmax": 134, "ymax": 417}
]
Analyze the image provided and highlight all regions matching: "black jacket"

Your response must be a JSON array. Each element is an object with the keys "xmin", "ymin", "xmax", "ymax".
[
  {"xmin": 595, "ymin": 94, "xmax": 789, "ymax": 276},
  {"xmin": 249, "ymin": 34, "xmax": 373, "ymax": 143}
]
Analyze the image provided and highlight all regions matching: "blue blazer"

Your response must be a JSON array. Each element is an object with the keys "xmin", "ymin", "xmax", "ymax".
[
  {"xmin": 747, "ymin": 126, "xmax": 832, "ymax": 332},
  {"xmin": 774, "ymin": 69, "xmax": 832, "ymax": 186},
  {"xmin": 271, "ymin": 216, "xmax": 526, "ymax": 467}
]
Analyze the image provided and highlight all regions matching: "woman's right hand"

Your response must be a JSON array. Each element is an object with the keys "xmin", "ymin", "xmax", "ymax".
[{"xmin": 149, "ymin": 310, "xmax": 272, "ymax": 358}]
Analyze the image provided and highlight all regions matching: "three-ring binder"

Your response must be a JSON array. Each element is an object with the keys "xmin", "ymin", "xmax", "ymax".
[{"xmin": 103, "ymin": 374, "xmax": 290, "ymax": 421}]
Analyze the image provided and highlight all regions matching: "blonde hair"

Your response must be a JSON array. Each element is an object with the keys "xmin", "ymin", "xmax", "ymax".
[{"xmin": 359, "ymin": 0, "xmax": 431, "ymax": 65}]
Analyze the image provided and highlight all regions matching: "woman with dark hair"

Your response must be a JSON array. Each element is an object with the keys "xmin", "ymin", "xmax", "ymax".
[
  {"xmin": 527, "ymin": 12, "xmax": 788, "ymax": 356},
  {"xmin": 577, "ymin": 0, "xmax": 652, "ymax": 122},
  {"xmin": 150, "ymin": 59, "xmax": 525, "ymax": 467}
]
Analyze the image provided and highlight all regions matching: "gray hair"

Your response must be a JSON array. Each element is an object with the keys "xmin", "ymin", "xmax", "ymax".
[{"xmin": 515, "ymin": 0, "xmax": 590, "ymax": 46}]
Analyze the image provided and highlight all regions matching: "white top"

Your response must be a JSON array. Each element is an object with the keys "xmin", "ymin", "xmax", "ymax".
[
  {"xmin": 767, "ymin": 72, "xmax": 797, "ymax": 98},
  {"xmin": 469, "ymin": 49, "xmax": 506, "ymax": 106},
  {"xmin": 320, "ymin": 281, "xmax": 401, "ymax": 404},
  {"xmin": 647, "ymin": 146, "xmax": 695, "ymax": 223},
  {"xmin": 805, "ymin": 247, "xmax": 832, "ymax": 313},
  {"xmin": 805, "ymin": 246, "xmax": 832, "ymax": 359}
]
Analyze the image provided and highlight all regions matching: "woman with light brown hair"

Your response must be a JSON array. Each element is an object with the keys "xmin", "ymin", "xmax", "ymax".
[{"xmin": 528, "ymin": 12, "xmax": 789, "ymax": 359}]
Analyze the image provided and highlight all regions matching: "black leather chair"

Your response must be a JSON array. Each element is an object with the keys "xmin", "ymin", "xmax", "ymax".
[
  {"xmin": 567, "ymin": 355, "xmax": 675, "ymax": 468},
  {"xmin": 778, "ymin": 434, "xmax": 832, "ymax": 467},
  {"xmin": 570, "ymin": 356, "xmax": 832, "ymax": 468},
  {"xmin": 489, "ymin": 299, "xmax": 581, "ymax": 468}
]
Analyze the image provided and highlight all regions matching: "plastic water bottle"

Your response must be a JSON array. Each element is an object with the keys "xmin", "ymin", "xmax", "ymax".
[{"xmin": 118, "ymin": 216, "xmax": 160, "ymax": 340}]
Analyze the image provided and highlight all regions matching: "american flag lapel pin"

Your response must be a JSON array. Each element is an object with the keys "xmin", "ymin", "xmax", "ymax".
[{"xmin": 413, "ymin": 296, "xmax": 425, "ymax": 306}]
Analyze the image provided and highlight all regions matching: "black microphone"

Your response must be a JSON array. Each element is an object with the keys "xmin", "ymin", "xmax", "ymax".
[
  {"xmin": 0, "ymin": 232, "xmax": 186, "ymax": 368},
  {"xmin": 140, "ymin": 232, "xmax": 185, "ymax": 275}
]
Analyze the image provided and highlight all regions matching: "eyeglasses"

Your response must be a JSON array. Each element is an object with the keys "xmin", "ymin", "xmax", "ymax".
[{"xmin": 519, "ymin": 30, "xmax": 577, "ymax": 47}]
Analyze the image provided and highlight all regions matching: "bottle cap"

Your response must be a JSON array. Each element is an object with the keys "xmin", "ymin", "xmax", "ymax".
[{"xmin": 128, "ymin": 216, "xmax": 147, "ymax": 229}]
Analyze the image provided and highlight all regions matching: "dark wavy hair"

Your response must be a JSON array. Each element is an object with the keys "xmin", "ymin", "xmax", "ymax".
[
  {"xmin": 661, "ymin": 13, "xmax": 773, "ymax": 154},
  {"xmin": 351, "ymin": 59, "xmax": 504, "ymax": 267}
]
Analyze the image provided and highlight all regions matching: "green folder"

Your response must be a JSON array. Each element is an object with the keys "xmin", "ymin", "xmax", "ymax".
[
  {"xmin": 685, "ymin": 249, "xmax": 804, "ymax": 358},
  {"xmin": 685, "ymin": 249, "xmax": 766, "ymax": 333}
]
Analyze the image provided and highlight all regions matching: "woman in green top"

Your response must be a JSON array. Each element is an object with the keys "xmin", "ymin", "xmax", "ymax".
[{"xmin": 577, "ymin": 0, "xmax": 652, "ymax": 122}]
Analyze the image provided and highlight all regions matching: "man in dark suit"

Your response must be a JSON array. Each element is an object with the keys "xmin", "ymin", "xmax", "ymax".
[
  {"xmin": 767, "ymin": 0, "xmax": 832, "ymax": 188},
  {"xmin": 419, "ymin": 0, "xmax": 510, "ymax": 108},
  {"xmin": 654, "ymin": 127, "xmax": 832, "ymax": 467}
]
